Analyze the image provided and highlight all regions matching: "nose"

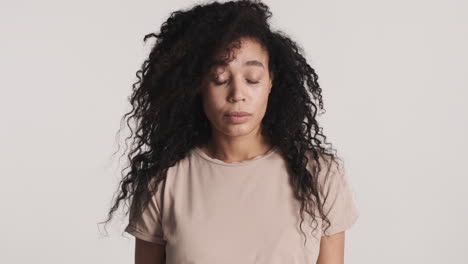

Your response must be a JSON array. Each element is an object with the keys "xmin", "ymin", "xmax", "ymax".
[{"xmin": 228, "ymin": 76, "xmax": 246, "ymax": 102}]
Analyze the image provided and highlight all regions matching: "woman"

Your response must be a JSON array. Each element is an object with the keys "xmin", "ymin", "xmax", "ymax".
[{"xmin": 101, "ymin": 0, "xmax": 359, "ymax": 263}]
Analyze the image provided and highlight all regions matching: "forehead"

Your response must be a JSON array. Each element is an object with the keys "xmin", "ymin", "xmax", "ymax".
[{"xmin": 210, "ymin": 38, "xmax": 268, "ymax": 70}]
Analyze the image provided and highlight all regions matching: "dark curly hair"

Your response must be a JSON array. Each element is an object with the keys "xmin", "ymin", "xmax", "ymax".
[{"xmin": 98, "ymin": 0, "xmax": 344, "ymax": 246}]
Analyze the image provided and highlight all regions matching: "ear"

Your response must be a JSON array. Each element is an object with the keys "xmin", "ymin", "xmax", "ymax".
[{"xmin": 269, "ymin": 72, "xmax": 274, "ymax": 94}]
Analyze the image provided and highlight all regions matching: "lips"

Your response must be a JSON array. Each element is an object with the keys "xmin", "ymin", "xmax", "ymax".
[{"xmin": 225, "ymin": 111, "xmax": 252, "ymax": 117}]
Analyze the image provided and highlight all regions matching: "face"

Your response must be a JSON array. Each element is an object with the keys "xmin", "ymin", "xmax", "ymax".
[{"xmin": 200, "ymin": 37, "xmax": 273, "ymax": 138}]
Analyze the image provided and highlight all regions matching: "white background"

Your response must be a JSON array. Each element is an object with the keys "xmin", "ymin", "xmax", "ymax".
[{"xmin": 1, "ymin": 0, "xmax": 467, "ymax": 263}]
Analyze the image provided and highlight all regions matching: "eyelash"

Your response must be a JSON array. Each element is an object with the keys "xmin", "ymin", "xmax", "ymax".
[{"xmin": 214, "ymin": 79, "xmax": 259, "ymax": 86}]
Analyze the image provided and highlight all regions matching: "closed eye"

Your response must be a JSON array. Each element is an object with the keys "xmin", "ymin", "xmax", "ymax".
[
  {"xmin": 213, "ymin": 80, "xmax": 227, "ymax": 85},
  {"xmin": 213, "ymin": 79, "xmax": 259, "ymax": 86}
]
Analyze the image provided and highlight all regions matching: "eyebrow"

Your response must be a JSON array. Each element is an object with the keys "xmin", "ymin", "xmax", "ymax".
[
  {"xmin": 210, "ymin": 59, "xmax": 265, "ymax": 69},
  {"xmin": 244, "ymin": 60, "xmax": 264, "ymax": 68}
]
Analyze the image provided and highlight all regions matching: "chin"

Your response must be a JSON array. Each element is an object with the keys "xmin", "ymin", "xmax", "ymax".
[{"xmin": 219, "ymin": 124, "xmax": 253, "ymax": 137}]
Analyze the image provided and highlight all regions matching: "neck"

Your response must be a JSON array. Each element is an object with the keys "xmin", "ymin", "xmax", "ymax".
[{"xmin": 200, "ymin": 135, "xmax": 273, "ymax": 163}]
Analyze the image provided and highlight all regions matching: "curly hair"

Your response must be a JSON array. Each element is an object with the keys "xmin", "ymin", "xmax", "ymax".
[{"xmin": 99, "ymin": 0, "xmax": 344, "ymax": 246}]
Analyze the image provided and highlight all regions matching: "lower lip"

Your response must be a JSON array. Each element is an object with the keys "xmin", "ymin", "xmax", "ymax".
[{"xmin": 225, "ymin": 114, "xmax": 251, "ymax": 124}]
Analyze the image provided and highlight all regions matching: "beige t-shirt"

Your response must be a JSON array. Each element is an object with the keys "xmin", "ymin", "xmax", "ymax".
[{"xmin": 124, "ymin": 146, "xmax": 359, "ymax": 263}]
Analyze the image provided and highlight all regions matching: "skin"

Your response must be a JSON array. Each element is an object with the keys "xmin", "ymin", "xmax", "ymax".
[
  {"xmin": 198, "ymin": 37, "xmax": 274, "ymax": 162},
  {"xmin": 316, "ymin": 231, "xmax": 346, "ymax": 264},
  {"xmin": 132, "ymin": 37, "xmax": 346, "ymax": 264},
  {"xmin": 134, "ymin": 238, "xmax": 165, "ymax": 264}
]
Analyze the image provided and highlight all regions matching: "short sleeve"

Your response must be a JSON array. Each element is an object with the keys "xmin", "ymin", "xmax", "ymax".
[
  {"xmin": 124, "ymin": 181, "xmax": 167, "ymax": 245},
  {"xmin": 317, "ymin": 159, "xmax": 359, "ymax": 237}
]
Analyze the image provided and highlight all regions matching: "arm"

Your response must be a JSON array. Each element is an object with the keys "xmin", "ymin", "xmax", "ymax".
[
  {"xmin": 133, "ymin": 238, "xmax": 166, "ymax": 264},
  {"xmin": 316, "ymin": 231, "xmax": 345, "ymax": 264}
]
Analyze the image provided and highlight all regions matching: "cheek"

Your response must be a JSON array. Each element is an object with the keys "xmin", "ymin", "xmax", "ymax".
[
  {"xmin": 201, "ymin": 89, "xmax": 224, "ymax": 117},
  {"xmin": 252, "ymin": 86, "xmax": 270, "ymax": 110}
]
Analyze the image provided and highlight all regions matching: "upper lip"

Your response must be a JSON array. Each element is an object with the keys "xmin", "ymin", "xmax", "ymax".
[{"xmin": 225, "ymin": 111, "xmax": 251, "ymax": 116}]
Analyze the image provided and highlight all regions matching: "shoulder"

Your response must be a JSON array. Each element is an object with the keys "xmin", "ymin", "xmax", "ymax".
[
  {"xmin": 303, "ymin": 151, "xmax": 349, "ymax": 200},
  {"xmin": 305, "ymin": 151, "xmax": 344, "ymax": 178}
]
